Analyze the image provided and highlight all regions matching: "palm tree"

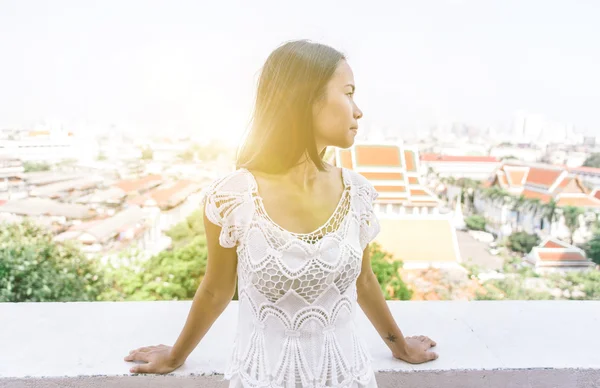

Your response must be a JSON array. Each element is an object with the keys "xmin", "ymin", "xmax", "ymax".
[
  {"xmin": 542, "ymin": 198, "xmax": 559, "ymax": 236},
  {"xmin": 523, "ymin": 198, "xmax": 543, "ymax": 233},
  {"xmin": 512, "ymin": 195, "xmax": 528, "ymax": 229},
  {"xmin": 562, "ymin": 206, "xmax": 584, "ymax": 244}
]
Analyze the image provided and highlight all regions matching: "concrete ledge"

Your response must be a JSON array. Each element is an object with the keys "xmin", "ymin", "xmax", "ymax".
[{"xmin": 1, "ymin": 301, "xmax": 599, "ymax": 387}]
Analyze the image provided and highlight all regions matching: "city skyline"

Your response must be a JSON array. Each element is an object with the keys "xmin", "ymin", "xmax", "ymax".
[{"xmin": 1, "ymin": 0, "xmax": 599, "ymax": 140}]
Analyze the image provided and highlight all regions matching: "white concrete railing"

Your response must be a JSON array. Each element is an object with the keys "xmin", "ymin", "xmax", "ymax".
[{"xmin": 1, "ymin": 301, "xmax": 599, "ymax": 388}]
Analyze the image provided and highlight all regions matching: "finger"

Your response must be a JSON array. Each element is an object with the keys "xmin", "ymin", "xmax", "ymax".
[
  {"xmin": 429, "ymin": 338, "xmax": 437, "ymax": 347},
  {"xmin": 130, "ymin": 363, "xmax": 153, "ymax": 374},
  {"xmin": 125, "ymin": 352, "xmax": 150, "ymax": 362},
  {"xmin": 428, "ymin": 351, "xmax": 439, "ymax": 361},
  {"xmin": 129, "ymin": 347, "xmax": 150, "ymax": 354},
  {"xmin": 418, "ymin": 336, "xmax": 426, "ymax": 342}
]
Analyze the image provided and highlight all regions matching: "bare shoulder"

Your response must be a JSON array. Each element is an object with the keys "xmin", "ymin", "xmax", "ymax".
[{"xmin": 205, "ymin": 168, "xmax": 253, "ymax": 194}]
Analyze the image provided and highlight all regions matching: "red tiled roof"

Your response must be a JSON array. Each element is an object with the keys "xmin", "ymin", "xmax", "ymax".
[
  {"xmin": 355, "ymin": 146, "xmax": 402, "ymax": 167},
  {"xmin": 421, "ymin": 154, "xmax": 498, "ymax": 163},
  {"xmin": 130, "ymin": 180, "xmax": 199, "ymax": 208},
  {"xmin": 115, "ymin": 175, "xmax": 162, "ymax": 194},
  {"xmin": 593, "ymin": 189, "xmax": 600, "ymax": 200},
  {"xmin": 538, "ymin": 251, "xmax": 586, "ymax": 262},
  {"xmin": 525, "ymin": 167, "xmax": 562, "ymax": 187}
]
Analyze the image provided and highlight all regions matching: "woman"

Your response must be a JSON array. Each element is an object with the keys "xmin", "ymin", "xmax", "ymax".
[{"xmin": 125, "ymin": 40, "xmax": 438, "ymax": 387}]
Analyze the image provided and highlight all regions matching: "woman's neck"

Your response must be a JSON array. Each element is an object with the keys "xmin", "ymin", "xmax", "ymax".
[{"xmin": 282, "ymin": 154, "xmax": 323, "ymax": 192}]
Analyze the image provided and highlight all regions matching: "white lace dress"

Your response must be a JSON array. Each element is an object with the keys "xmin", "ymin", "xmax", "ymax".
[{"xmin": 202, "ymin": 167, "xmax": 381, "ymax": 388}]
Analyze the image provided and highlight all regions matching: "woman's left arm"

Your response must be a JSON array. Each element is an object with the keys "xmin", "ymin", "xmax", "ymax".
[{"xmin": 356, "ymin": 246, "xmax": 439, "ymax": 364}]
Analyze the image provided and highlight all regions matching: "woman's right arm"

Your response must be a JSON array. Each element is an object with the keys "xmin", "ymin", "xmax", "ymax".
[{"xmin": 124, "ymin": 212, "xmax": 238, "ymax": 374}]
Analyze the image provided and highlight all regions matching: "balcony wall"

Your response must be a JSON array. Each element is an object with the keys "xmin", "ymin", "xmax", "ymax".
[{"xmin": 1, "ymin": 300, "xmax": 599, "ymax": 388}]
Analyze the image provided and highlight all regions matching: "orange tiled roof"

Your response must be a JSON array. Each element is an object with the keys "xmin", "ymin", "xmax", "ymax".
[
  {"xmin": 593, "ymin": 189, "xmax": 600, "ymax": 200},
  {"xmin": 530, "ymin": 237, "xmax": 591, "ymax": 266},
  {"xmin": 115, "ymin": 175, "xmax": 162, "ymax": 194},
  {"xmin": 361, "ymin": 172, "xmax": 404, "ymax": 180},
  {"xmin": 421, "ymin": 154, "xmax": 498, "ymax": 163},
  {"xmin": 542, "ymin": 239, "xmax": 567, "ymax": 249},
  {"xmin": 335, "ymin": 143, "xmax": 439, "ymax": 207},
  {"xmin": 491, "ymin": 163, "xmax": 599, "ymax": 207},
  {"xmin": 129, "ymin": 180, "xmax": 200, "ymax": 209},
  {"xmin": 404, "ymin": 150, "xmax": 416, "ymax": 172},
  {"xmin": 525, "ymin": 167, "xmax": 563, "ymax": 187},
  {"xmin": 538, "ymin": 251, "xmax": 586, "ymax": 262},
  {"xmin": 556, "ymin": 196, "xmax": 600, "ymax": 208},
  {"xmin": 339, "ymin": 149, "xmax": 353, "ymax": 169},
  {"xmin": 521, "ymin": 189, "xmax": 552, "ymax": 202},
  {"xmin": 505, "ymin": 169, "xmax": 527, "ymax": 187},
  {"xmin": 355, "ymin": 145, "xmax": 402, "ymax": 167}
]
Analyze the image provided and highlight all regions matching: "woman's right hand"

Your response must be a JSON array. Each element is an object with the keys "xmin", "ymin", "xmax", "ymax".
[{"xmin": 124, "ymin": 344, "xmax": 183, "ymax": 374}]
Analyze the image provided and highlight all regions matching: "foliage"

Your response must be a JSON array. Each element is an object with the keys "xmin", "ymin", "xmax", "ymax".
[
  {"xmin": 583, "ymin": 232, "xmax": 600, "ymax": 266},
  {"xmin": 582, "ymin": 153, "xmax": 600, "ymax": 168},
  {"xmin": 99, "ymin": 235, "xmax": 208, "ymax": 301},
  {"xmin": 178, "ymin": 148, "xmax": 195, "ymax": 162},
  {"xmin": 165, "ymin": 210, "xmax": 205, "ymax": 249},
  {"xmin": 507, "ymin": 231, "xmax": 540, "ymax": 254},
  {"xmin": 562, "ymin": 271, "xmax": 600, "ymax": 299},
  {"xmin": 475, "ymin": 278, "xmax": 553, "ymax": 300},
  {"xmin": 369, "ymin": 243, "xmax": 412, "ymax": 300},
  {"xmin": 465, "ymin": 215, "xmax": 486, "ymax": 231},
  {"xmin": 141, "ymin": 147, "xmax": 154, "ymax": 160},
  {"xmin": 0, "ymin": 220, "xmax": 104, "ymax": 302},
  {"xmin": 562, "ymin": 206, "xmax": 584, "ymax": 243},
  {"xmin": 23, "ymin": 161, "xmax": 51, "ymax": 172}
]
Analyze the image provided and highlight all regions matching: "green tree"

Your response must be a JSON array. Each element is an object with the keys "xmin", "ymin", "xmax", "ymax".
[
  {"xmin": 562, "ymin": 206, "xmax": 584, "ymax": 244},
  {"xmin": 141, "ymin": 147, "xmax": 154, "ymax": 160},
  {"xmin": 369, "ymin": 243, "xmax": 412, "ymax": 300},
  {"xmin": 582, "ymin": 153, "xmax": 600, "ymax": 168},
  {"xmin": 179, "ymin": 148, "xmax": 195, "ymax": 162},
  {"xmin": 584, "ymin": 232, "xmax": 600, "ymax": 266},
  {"xmin": 165, "ymin": 210, "xmax": 205, "ymax": 249},
  {"xmin": 0, "ymin": 221, "xmax": 103, "ymax": 302},
  {"xmin": 99, "ymin": 235, "xmax": 208, "ymax": 301},
  {"xmin": 542, "ymin": 198, "xmax": 559, "ymax": 234},
  {"xmin": 507, "ymin": 231, "xmax": 540, "ymax": 254},
  {"xmin": 511, "ymin": 195, "xmax": 528, "ymax": 226},
  {"xmin": 465, "ymin": 215, "xmax": 486, "ymax": 231},
  {"xmin": 23, "ymin": 161, "xmax": 51, "ymax": 172}
]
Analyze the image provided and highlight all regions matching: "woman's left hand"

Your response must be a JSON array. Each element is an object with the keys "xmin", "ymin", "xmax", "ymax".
[{"xmin": 392, "ymin": 335, "xmax": 438, "ymax": 364}]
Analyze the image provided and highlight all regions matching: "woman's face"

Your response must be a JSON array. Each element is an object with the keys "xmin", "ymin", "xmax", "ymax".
[{"xmin": 312, "ymin": 60, "xmax": 363, "ymax": 150}]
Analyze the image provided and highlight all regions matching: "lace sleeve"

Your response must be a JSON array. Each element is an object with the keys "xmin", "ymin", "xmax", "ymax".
[
  {"xmin": 358, "ymin": 181, "xmax": 381, "ymax": 250},
  {"xmin": 201, "ymin": 171, "xmax": 253, "ymax": 248}
]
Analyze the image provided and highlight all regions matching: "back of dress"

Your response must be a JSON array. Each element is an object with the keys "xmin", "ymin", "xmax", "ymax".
[{"xmin": 202, "ymin": 168, "xmax": 380, "ymax": 388}]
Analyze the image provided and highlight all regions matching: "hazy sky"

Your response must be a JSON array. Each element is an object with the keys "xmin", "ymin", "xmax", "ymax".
[{"xmin": 1, "ymin": 0, "xmax": 599, "ymax": 140}]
